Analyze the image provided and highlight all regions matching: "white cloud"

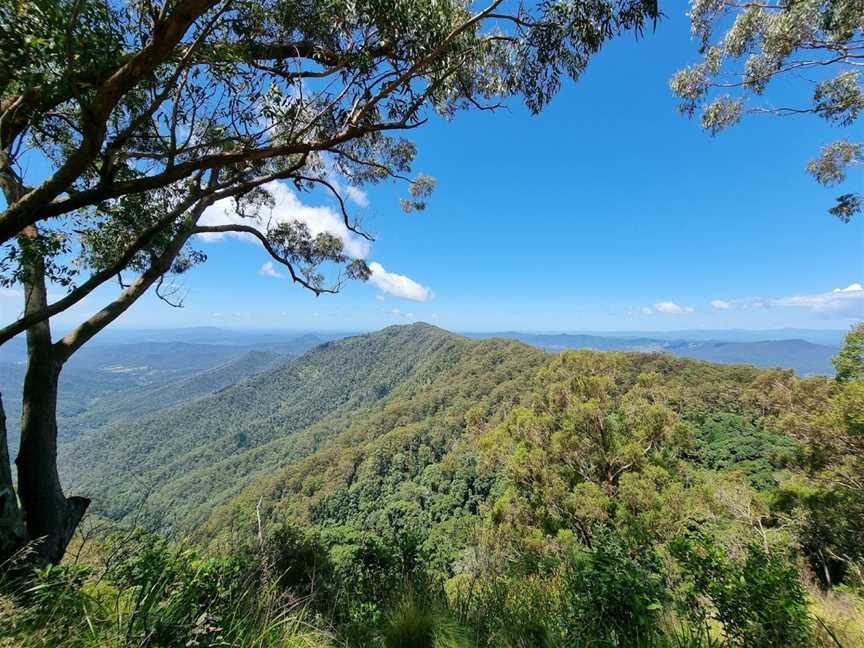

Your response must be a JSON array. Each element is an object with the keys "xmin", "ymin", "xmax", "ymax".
[
  {"xmin": 700, "ymin": 283, "xmax": 863, "ymax": 315},
  {"xmin": 834, "ymin": 283, "xmax": 863, "ymax": 293},
  {"xmin": 369, "ymin": 262, "xmax": 432, "ymax": 302},
  {"xmin": 773, "ymin": 283, "xmax": 864, "ymax": 312},
  {"xmin": 653, "ymin": 301, "xmax": 695, "ymax": 315},
  {"xmin": 344, "ymin": 185, "xmax": 369, "ymax": 208},
  {"xmin": 199, "ymin": 181, "xmax": 371, "ymax": 259},
  {"xmin": 258, "ymin": 261, "xmax": 284, "ymax": 279},
  {"xmin": 375, "ymin": 294, "xmax": 385, "ymax": 301},
  {"xmin": 0, "ymin": 288, "xmax": 22, "ymax": 299},
  {"xmin": 640, "ymin": 306, "xmax": 653, "ymax": 315}
]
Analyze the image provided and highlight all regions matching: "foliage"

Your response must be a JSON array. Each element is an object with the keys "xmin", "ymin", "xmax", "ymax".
[
  {"xmin": 671, "ymin": 0, "xmax": 864, "ymax": 220},
  {"xmin": 696, "ymin": 413, "xmax": 795, "ymax": 490},
  {"xmin": 834, "ymin": 323, "xmax": 864, "ymax": 383},
  {"xmin": 672, "ymin": 536, "xmax": 813, "ymax": 647},
  {"xmin": 379, "ymin": 589, "xmax": 471, "ymax": 648},
  {"xmin": 556, "ymin": 531, "xmax": 668, "ymax": 646},
  {"xmin": 5, "ymin": 323, "xmax": 864, "ymax": 645},
  {"xmin": 0, "ymin": 532, "xmax": 334, "ymax": 647}
]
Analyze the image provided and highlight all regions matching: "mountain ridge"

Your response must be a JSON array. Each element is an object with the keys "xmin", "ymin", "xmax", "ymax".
[{"xmin": 56, "ymin": 322, "xmax": 798, "ymax": 536}]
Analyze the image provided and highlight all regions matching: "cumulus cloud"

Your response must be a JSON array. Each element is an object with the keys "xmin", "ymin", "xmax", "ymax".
[
  {"xmin": 369, "ymin": 262, "xmax": 432, "ymax": 302},
  {"xmin": 653, "ymin": 301, "xmax": 695, "ymax": 315},
  {"xmin": 773, "ymin": 282, "xmax": 864, "ymax": 312},
  {"xmin": 198, "ymin": 180, "xmax": 435, "ymax": 303},
  {"xmin": 199, "ymin": 181, "xmax": 371, "ymax": 259},
  {"xmin": 640, "ymin": 307, "xmax": 654, "ymax": 315},
  {"xmin": 258, "ymin": 261, "xmax": 284, "ymax": 279},
  {"xmin": 835, "ymin": 283, "xmax": 863, "ymax": 293},
  {"xmin": 699, "ymin": 283, "xmax": 863, "ymax": 315}
]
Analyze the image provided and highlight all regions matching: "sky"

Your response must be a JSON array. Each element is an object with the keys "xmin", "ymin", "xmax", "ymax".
[{"xmin": 1, "ymin": 8, "xmax": 862, "ymax": 334}]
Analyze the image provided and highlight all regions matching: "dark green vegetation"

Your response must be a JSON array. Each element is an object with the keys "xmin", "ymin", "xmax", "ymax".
[{"xmin": 3, "ymin": 323, "xmax": 862, "ymax": 646}]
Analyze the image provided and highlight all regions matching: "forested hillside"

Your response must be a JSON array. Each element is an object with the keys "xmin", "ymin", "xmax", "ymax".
[
  {"xmin": 60, "ymin": 324, "xmax": 822, "ymax": 537},
  {"xmin": 196, "ymin": 324, "xmax": 859, "ymax": 646},
  {"xmin": 60, "ymin": 325, "xmax": 492, "ymax": 526},
  {"xmin": 14, "ymin": 323, "xmax": 856, "ymax": 647}
]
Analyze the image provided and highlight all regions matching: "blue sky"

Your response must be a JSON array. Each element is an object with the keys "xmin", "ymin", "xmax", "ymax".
[{"xmin": 1, "ymin": 8, "xmax": 862, "ymax": 333}]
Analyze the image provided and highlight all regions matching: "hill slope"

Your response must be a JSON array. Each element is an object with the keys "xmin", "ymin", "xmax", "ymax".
[
  {"xmin": 2, "ymin": 334, "xmax": 331, "ymax": 453},
  {"xmin": 58, "ymin": 323, "xmax": 809, "ymax": 547},
  {"xmin": 61, "ymin": 324, "xmax": 497, "ymax": 525},
  {"xmin": 202, "ymin": 329, "xmax": 787, "ymax": 555}
]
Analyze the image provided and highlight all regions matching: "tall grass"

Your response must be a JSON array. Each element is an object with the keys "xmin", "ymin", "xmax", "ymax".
[
  {"xmin": 379, "ymin": 589, "xmax": 472, "ymax": 648},
  {"xmin": 0, "ymin": 534, "xmax": 334, "ymax": 648}
]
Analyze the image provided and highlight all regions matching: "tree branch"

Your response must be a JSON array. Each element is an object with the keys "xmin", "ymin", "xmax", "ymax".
[
  {"xmin": 0, "ymin": 191, "xmax": 202, "ymax": 346},
  {"xmin": 52, "ymin": 197, "xmax": 213, "ymax": 362},
  {"xmin": 0, "ymin": 0, "xmax": 220, "ymax": 244},
  {"xmin": 191, "ymin": 223, "xmax": 339, "ymax": 295}
]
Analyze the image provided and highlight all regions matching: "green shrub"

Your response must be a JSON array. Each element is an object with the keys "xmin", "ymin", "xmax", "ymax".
[
  {"xmin": 556, "ymin": 531, "xmax": 668, "ymax": 647},
  {"xmin": 0, "ymin": 532, "xmax": 335, "ymax": 648},
  {"xmin": 672, "ymin": 536, "xmax": 813, "ymax": 647}
]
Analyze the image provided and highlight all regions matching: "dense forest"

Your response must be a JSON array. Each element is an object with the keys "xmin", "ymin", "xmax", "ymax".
[{"xmin": 2, "ymin": 323, "xmax": 863, "ymax": 647}]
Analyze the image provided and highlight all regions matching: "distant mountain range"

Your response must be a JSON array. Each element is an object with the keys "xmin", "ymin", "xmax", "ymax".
[
  {"xmin": 486, "ymin": 328, "xmax": 846, "ymax": 346},
  {"xmin": 0, "ymin": 326, "xmax": 846, "ymax": 374},
  {"xmin": 470, "ymin": 332, "xmax": 840, "ymax": 376}
]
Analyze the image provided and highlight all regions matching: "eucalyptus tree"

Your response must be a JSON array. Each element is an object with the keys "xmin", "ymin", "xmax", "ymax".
[
  {"xmin": 671, "ymin": 0, "xmax": 864, "ymax": 221},
  {"xmin": 0, "ymin": 0, "xmax": 661, "ymax": 563}
]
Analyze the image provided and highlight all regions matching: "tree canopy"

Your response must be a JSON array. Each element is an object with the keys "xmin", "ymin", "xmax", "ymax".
[{"xmin": 671, "ymin": 0, "xmax": 864, "ymax": 221}]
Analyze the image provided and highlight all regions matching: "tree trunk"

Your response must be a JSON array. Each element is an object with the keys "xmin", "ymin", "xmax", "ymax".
[
  {"xmin": 14, "ymin": 227, "xmax": 89, "ymax": 564},
  {"xmin": 0, "ymin": 391, "xmax": 28, "ymax": 563},
  {"xmin": 0, "ymin": 162, "xmax": 29, "ymax": 565},
  {"xmin": 4, "ymin": 203, "xmax": 203, "ymax": 565}
]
